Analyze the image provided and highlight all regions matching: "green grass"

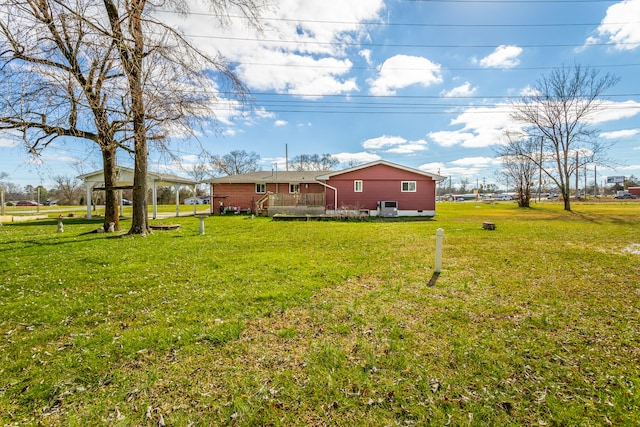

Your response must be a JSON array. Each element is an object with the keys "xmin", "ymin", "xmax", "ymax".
[{"xmin": 1, "ymin": 201, "xmax": 639, "ymax": 425}]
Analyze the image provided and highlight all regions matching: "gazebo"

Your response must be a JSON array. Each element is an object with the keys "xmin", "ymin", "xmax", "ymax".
[{"xmin": 77, "ymin": 167, "xmax": 200, "ymax": 219}]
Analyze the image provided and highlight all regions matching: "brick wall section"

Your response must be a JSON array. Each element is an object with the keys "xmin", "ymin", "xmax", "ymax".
[{"xmin": 211, "ymin": 182, "xmax": 325, "ymax": 214}]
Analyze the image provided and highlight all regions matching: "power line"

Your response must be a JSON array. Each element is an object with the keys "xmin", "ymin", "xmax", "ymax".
[
  {"xmin": 185, "ymin": 33, "xmax": 640, "ymax": 50},
  {"xmin": 402, "ymin": 0, "xmax": 620, "ymax": 3},
  {"xmin": 233, "ymin": 62, "xmax": 640, "ymax": 72},
  {"xmin": 154, "ymin": 9, "xmax": 637, "ymax": 28}
]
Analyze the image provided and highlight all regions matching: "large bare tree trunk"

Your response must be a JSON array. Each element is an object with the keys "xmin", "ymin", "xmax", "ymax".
[
  {"xmin": 104, "ymin": 0, "xmax": 150, "ymax": 235},
  {"xmin": 127, "ymin": 0, "xmax": 150, "ymax": 235},
  {"xmin": 101, "ymin": 146, "xmax": 120, "ymax": 232}
]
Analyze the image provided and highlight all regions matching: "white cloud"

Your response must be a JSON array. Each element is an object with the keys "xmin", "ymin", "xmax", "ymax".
[
  {"xmin": 367, "ymin": 55, "xmax": 443, "ymax": 96},
  {"xmin": 359, "ymin": 49, "xmax": 373, "ymax": 65},
  {"xmin": 428, "ymin": 131, "xmax": 474, "ymax": 148},
  {"xmin": 477, "ymin": 45, "xmax": 523, "ymax": 68},
  {"xmin": 333, "ymin": 151, "xmax": 382, "ymax": 164},
  {"xmin": 585, "ymin": 0, "xmax": 640, "ymax": 51},
  {"xmin": 161, "ymin": 0, "xmax": 384, "ymax": 98},
  {"xmin": 586, "ymin": 100, "xmax": 640, "ymax": 124},
  {"xmin": 418, "ymin": 162, "xmax": 446, "ymax": 177},
  {"xmin": 600, "ymin": 129, "xmax": 640, "ymax": 139},
  {"xmin": 0, "ymin": 137, "xmax": 19, "ymax": 148},
  {"xmin": 274, "ymin": 120, "xmax": 288, "ymax": 127},
  {"xmin": 450, "ymin": 157, "xmax": 501, "ymax": 167},
  {"xmin": 420, "ymin": 158, "xmax": 500, "ymax": 181},
  {"xmin": 441, "ymin": 82, "xmax": 477, "ymax": 98},
  {"xmin": 362, "ymin": 135, "xmax": 428, "ymax": 154},
  {"xmin": 429, "ymin": 104, "xmax": 520, "ymax": 148},
  {"xmin": 362, "ymin": 135, "xmax": 406, "ymax": 149},
  {"xmin": 387, "ymin": 141, "xmax": 428, "ymax": 154}
]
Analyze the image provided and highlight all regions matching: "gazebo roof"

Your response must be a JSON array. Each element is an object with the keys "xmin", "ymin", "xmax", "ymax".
[{"xmin": 78, "ymin": 166, "xmax": 198, "ymax": 187}]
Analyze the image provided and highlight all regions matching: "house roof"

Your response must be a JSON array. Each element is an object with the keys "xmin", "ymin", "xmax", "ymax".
[
  {"xmin": 77, "ymin": 166, "xmax": 198, "ymax": 186},
  {"xmin": 315, "ymin": 160, "xmax": 446, "ymax": 181},
  {"xmin": 208, "ymin": 171, "xmax": 326, "ymax": 184}
]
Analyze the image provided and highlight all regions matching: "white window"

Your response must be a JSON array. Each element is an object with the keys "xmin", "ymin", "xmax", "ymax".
[
  {"xmin": 289, "ymin": 183, "xmax": 300, "ymax": 193},
  {"xmin": 354, "ymin": 180, "xmax": 363, "ymax": 192},
  {"xmin": 256, "ymin": 183, "xmax": 266, "ymax": 193},
  {"xmin": 401, "ymin": 181, "xmax": 416, "ymax": 192}
]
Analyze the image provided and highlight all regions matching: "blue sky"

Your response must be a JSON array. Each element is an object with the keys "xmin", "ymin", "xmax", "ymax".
[{"xmin": 1, "ymin": 0, "xmax": 639, "ymax": 190}]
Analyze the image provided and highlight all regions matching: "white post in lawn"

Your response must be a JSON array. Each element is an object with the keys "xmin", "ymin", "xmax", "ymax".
[
  {"xmin": 435, "ymin": 228, "xmax": 444, "ymax": 273},
  {"xmin": 197, "ymin": 216, "xmax": 206, "ymax": 235}
]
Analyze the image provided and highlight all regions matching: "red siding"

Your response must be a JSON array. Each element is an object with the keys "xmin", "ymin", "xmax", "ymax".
[
  {"xmin": 211, "ymin": 182, "xmax": 325, "ymax": 213},
  {"xmin": 325, "ymin": 164, "xmax": 436, "ymax": 211}
]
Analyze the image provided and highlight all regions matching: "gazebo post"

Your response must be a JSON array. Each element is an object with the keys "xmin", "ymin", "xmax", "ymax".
[
  {"xmin": 152, "ymin": 181, "xmax": 158, "ymax": 219},
  {"xmin": 174, "ymin": 184, "xmax": 180, "ymax": 217},
  {"xmin": 85, "ymin": 183, "xmax": 92, "ymax": 219},
  {"xmin": 192, "ymin": 185, "xmax": 197, "ymax": 216}
]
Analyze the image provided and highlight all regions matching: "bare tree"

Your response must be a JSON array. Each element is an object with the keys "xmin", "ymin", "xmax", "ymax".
[
  {"xmin": 495, "ymin": 134, "xmax": 539, "ymax": 207},
  {"xmin": 511, "ymin": 65, "xmax": 618, "ymax": 211},
  {"xmin": 101, "ymin": 0, "xmax": 267, "ymax": 235},
  {"xmin": 291, "ymin": 154, "xmax": 338, "ymax": 171},
  {"xmin": 212, "ymin": 150, "xmax": 260, "ymax": 175},
  {"xmin": 52, "ymin": 175, "xmax": 82, "ymax": 205},
  {"xmin": 0, "ymin": 0, "xmax": 128, "ymax": 231},
  {"xmin": 184, "ymin": 162, "xmax": 214, "ymax": 195},
  {"xmin": 2, "ymin": 0, "xmax": 267, "ymax": 235}
]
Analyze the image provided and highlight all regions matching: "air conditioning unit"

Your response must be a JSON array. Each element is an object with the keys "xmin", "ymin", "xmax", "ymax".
[{"xmin": 379, "ymin": 200, "xmax": 398, "ymax": 217}]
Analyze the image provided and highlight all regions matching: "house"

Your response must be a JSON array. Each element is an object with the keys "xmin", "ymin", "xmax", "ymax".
[
  {"xmin": 209, "ymin": 171, "xmax": 327, "ymax": 215},
  {"xmin": 207, "ymin": 160, "xmax": 445, "ymax": 217}
]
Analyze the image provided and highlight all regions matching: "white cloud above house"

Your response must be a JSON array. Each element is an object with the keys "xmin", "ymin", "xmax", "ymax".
[
  {"xmin": 362, "ymin": 135, "xmax": 428, "ymax": 154},
  {"xmin": 367, "ymin": 55, "xmax": 443, "ymax": 96},
  {"xmin": 584, "ymin": 0, "xmax": 640, "ymax": 51},
  {"xmin": 333, "ymin": 151, "xmax": 382, "ymax": 165},
  {"xmin": 476, "ymin": 45, "xmax": 523, "ymax": 68}
]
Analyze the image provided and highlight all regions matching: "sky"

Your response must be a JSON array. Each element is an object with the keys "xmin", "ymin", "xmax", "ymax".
[{"xmin": 1, "ymin": 0, "xmax": 639, "ymax": 191}]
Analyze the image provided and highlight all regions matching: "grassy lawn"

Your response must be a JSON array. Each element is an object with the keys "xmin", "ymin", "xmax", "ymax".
[{"xmin": 1, "ymin": 201, "xmax": 639, "ymax": 425}]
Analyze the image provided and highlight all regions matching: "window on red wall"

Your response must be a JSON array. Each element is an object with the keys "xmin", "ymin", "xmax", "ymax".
[
  {"xmin": 256, "ymin": 183, "xmax": 266, "ymax": 193},
  {"xmin": 290, "ymin": 183, "xmax": 300, "ymax": 193},
  {"xmin": 354, "ymin": 180, "xmax": 363, "ymax": 192},
  {"xmin": 401, "ymin": 181, "xmax": 416, "ymax": 192}
]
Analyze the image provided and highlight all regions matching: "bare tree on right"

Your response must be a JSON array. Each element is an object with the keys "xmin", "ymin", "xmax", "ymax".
[{"xmin": 511, "ymin": 65, "xmax": 618, "ymax": 211}]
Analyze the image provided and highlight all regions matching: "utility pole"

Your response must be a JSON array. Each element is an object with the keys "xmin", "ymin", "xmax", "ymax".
[
  {"xmin": 538, "ymin": 136, "xmax": 543, "ymax": 201},
  {"xmin": 575, "ymin": 151, "xmax": 579, "ymax": 197},
  {"xmin": 584, "ymin": 163, "xmax": 587, "ymax": 199}
]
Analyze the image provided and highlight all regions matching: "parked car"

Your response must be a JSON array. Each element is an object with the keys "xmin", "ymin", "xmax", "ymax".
[
  {"xmin": 546, "ymin": 194, "xmax": 559, "ymax": 200},
  {"xmin": 15, "ymin": 200, "xmax": 40, "ymax": 206},
  {"xmin": 496, "ymin": 194, "xmax": 513, "ymax": 201},
  {"xmin": 121, "ymin": 199, "xmax": 132, "ymax": 205},
  {"xmin": 614, "ymin": 193, "xmax": 637, "ymax": 199},
  {"xmin": 43, "ymin": 199, "xmax": 58, "ymax": 206}
]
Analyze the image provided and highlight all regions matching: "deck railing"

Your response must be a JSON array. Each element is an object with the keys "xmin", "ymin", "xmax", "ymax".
[{"xmin": 268, "ymin": 193, "xmax": 325, "ymax": 207}]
